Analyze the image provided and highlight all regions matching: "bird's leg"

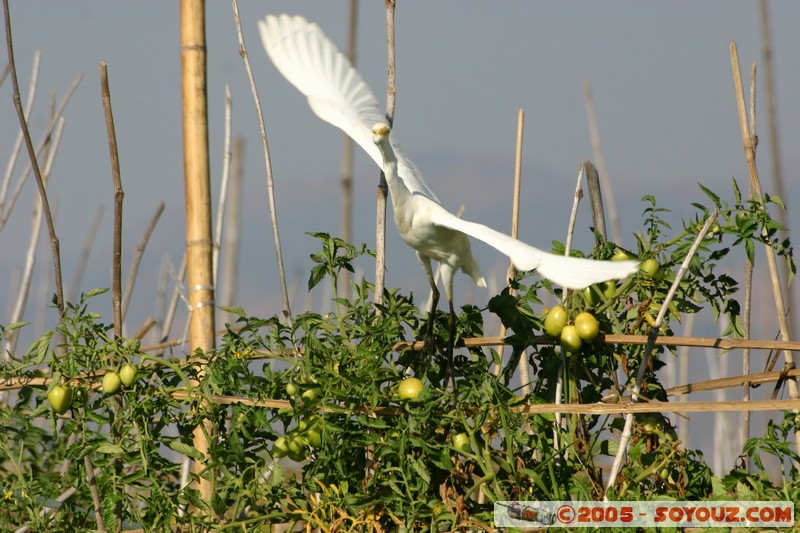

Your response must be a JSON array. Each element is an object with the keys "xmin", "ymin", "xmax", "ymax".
[
  {"xmin": 445, "ymin": 297, "xmax": 457, "ymax": 393},
  {"xmin": 418, "ymin": 253, "xmax": 439, "ymax": 356},
  {"xmin": 425, "ymin": 285, "xmax": 439, "ymax": 355},
  {"xmin": 440, "ymin": 264, "xmax": 458, "ymax": 394}
]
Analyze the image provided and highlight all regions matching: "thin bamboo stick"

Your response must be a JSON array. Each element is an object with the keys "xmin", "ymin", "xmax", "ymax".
[
  {"xmin": 121, "ymin": 202, "xmax": 165, "ymax": 325},
  {"xmin": 605, "ymin": 210, "xmax": 719, "ymax": 492},
  {"xmin": 553, "ymin": 164, "xmax": 587, "ymax": 456},
  {"xmin": 0, "ymin": 49, "xmax": 39, "ymax": 219},
  {"xmin": 2, "ymin": 118, "xmax": 62, "ymax": 360},
  {"xmin": 219, "ymin": 137, "xmax": 244, "ymax": 309},
  {"xmin": 493, "ymin": 110, "xmax": 525, "ymax": 383},
  {"xmin": 742, "ymin": 214, "xmax": 754, "ymax": 472},
  {"xmin": 137, "ymin": 332, "xmax": 800, "ymax": 359},
  {"xmin": 180, "ymin": 0, "xmax": 215, "ymax": 504},
  {"xmin": 230, "ymin": 0, "xmax": 292, "ymax": 321},
  {"xmin": 0, "ymin": 74, "xmax": 82, "ymax": 232},
  {"xmin": 167, "ymin": 391, "xmax": 800, "ymax": 417},
  {"xmin": 3, "ymin": 0, "xmax": 64, "ymax": 311},
  {"xmin": 67, "ymin": 206, "xmax": 105, "ymax": 304},
  {"xmin": 212, "ymin": 85, "xmax": 233, "ymax": 289},
  {"xmin": 339, "ymin": 0, "xmax": 358, "ymax": 302}
]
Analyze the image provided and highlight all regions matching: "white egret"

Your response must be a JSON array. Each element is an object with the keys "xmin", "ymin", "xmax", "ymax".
[{"xmin": 259, "ymin": 14, "xmax": 639, "ymax": 384}]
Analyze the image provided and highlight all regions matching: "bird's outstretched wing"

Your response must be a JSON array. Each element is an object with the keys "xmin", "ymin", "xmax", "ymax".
[
  {"xmin": 259, "ymin": 14, "xmax": 439, "ymax": 202},
  {"xmin": 426, "ymin": 207, "xmax": 640, "ymax": 289}
]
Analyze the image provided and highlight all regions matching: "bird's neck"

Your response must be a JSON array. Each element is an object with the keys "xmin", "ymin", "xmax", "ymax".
[{"xmin": 382, "ymin": 159, "xmax": 411, "ymax": 204}]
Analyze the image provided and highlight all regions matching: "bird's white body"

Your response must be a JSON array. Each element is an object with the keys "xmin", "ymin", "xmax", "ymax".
[{"xmin": 259, "ymin": 14, "xmax": 640, "ymax": 305}]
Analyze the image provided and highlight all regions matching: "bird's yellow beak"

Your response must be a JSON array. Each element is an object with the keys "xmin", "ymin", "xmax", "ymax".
[{"xmin": 372, "ymin": 123, "xmax": 390, "ymax": 138}]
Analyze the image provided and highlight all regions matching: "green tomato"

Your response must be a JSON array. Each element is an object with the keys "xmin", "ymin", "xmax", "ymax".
[
  {"xmin": 102, "ymin": 372, "xmax": 122, "ymax": 394},
  {"xmin": 287, "ymin": 447, "xmax": 308, "ymax": 462},
  {"xmin": 301, "ymin": 388, "xmax": 318, "ymax": 402},
  {"xmin": 612, "ymin": 249, "xmax": 631, "ymax": 262},
  {"xmin": 285, "ymin": 381, "xmax": 298, "ymax": 397},
  {"xmin": 47, "ymin": 384, "xmax": 73, "ymax": 415},
  {"xmin": 601, "ymin": 280, "xmax": 617, "ymax": 299},
  {"xmin": 640, "ymin": 258, "xmax": 663, "ymax": 281},
  {"xmin": 272, "ymin": 436, "xmax": 289, "ymax": 458},
  {"xmin": 543, "ymin": 305, "xmax": 568, "ymax": 337},
  {"xmin": 398, "ymin": 377, "xmax": 424, "ymax": 401},
  {"xmin": 287, "ymin": 434, "xmax": 306, "ymax": 455},
  {"xmin": 286, "ymin": 434, "xmax": 309, "ymax": 461},
  {"xmin": 574, "ymin": 312, "xmax": 600, "ymax": 342},
  {"xmin": 560, "ymin": 325, "xmax": 583, "ymax": 353},
  {"xmin": 305, "ymin": 427, "xmax": 322, "ymax": 448},
  {"xmin": 119, "ymin": 363, "xmax": 138, "ymax": 387},
  {"xmin": 582, "ymin": 286, "xmax": 600, "ymax": 307},
  {"xmin": 452, "ymin": 433, "xmax": 471, "ymax": 453}
]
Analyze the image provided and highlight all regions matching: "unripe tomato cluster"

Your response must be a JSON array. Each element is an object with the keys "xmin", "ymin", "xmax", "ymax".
[
  {"xmin": 272, "ymin": 415, "xmax": 324, "ymax": 462},
  {"xmin": 102, "ymin": 363, "xmax": 139, "ymax": 395},
  {"xmin": 46, "ymin": 363, "xmax": 140, "ymax": 414},
  {"xmin": 285, "ymin": 379, "xmax": 319, "ymax": 403},
  {"xmin": 543, "ymin": 305, "xmax": 600, "ymax": 354}
]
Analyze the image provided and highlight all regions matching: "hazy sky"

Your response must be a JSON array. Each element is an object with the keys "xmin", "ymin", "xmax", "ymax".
[{"xmin": 2, "ymin": 2, "xmax": 798, "ymax": 468}]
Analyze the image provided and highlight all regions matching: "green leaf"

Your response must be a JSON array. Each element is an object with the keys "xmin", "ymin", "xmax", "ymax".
[
  {"xmin": 219, "ymin": 305, "xmax": 246, "ymax": 317},
  {"xmin": 96, "ymin": 443, "xmax": 124, "ymax": 454},
  {"xmin": 169, "ymin": 440, "xmax": 205, "ymax": 461},
  {"xmin": 308, "ymin": 265, "xmax": 326, "ymax": 291},
  {"xmin": 85, "ymin": 287, "xmax": 110, "ymax": 299},
  {"xmin": 697, "ymin": 182, "xmax": 720, "ymax": 206}
]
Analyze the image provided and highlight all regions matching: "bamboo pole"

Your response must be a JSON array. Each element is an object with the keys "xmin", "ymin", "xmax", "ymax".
[
  {"xmin": 730, "ymin": 42, "xmax": 800, "ymax": 453},
  {"xmin": 374, "ymin": 0, "xmax": 395, "ymax": 312},
  {"xmin": 100, "ymin": 60, "xmax": 128, "ymax": 532},
  {"xmin": 583, "ymin": 79, "xmax": 621, "ymax": 244},
  {"xmin": 180, "ymin": 0, "xmax": 215, "ymax": 504},
  {"xmin": 758, "ymin": 0, "xmax": 792, "ymax": 337}
]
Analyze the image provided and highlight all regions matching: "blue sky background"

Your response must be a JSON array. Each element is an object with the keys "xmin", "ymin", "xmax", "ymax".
[{"xmin": 2, "ymin": 2, "xmax": 799, "ymax": 471}]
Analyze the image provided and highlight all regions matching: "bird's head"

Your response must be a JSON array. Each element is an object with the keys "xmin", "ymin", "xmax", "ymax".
[{"xmin": 371, "ymin": 123, "xmax": 390, "ymax": 146}]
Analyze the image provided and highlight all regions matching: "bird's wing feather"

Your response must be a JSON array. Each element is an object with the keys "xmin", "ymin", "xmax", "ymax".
[
  {"xmin": 427, "ymin": 208, "xmax": 640, "ymax": 289},
  {"xmin": 259, "ymin": 14, "xmax": 439, "ymax": 201}
]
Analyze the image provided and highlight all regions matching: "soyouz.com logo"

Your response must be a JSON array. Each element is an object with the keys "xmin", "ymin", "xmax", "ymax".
[{"xmin": 494, "ymin": 501, "xmax": 795, "ymax": 528}]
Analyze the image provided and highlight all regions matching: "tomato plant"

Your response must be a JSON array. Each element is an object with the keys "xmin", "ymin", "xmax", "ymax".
[{"xmin": 2, "ymin": 185, "xmax": 798, "ymax": 531}]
